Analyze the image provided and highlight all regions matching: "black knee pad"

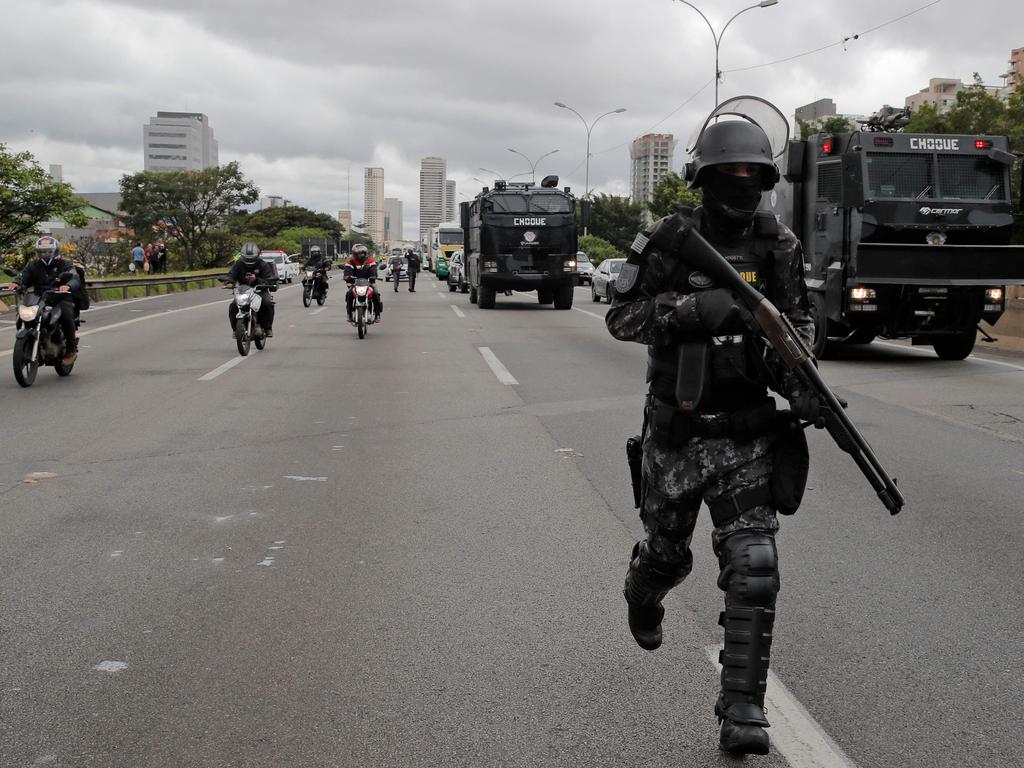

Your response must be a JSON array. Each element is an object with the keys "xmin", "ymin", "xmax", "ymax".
[
  {"xmin": 624, "ymin": 540, "xmax": 691, "ymax": 606},
  {"xmin": 716, "ymin": 533, "xmax": 779, "ymax": 606}
]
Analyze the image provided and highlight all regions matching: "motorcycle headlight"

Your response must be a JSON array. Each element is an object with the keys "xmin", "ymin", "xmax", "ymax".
[
  {"xmin": 306, "ymin": 270, "xmax": 315, "ymax": 277},
  {"xmin": 18, "ymin": 305, "xmax": 39, "ymax": 321},
  {"xmin": 355, "ymin": 286, "xmax": 368, "ymax": 296}
]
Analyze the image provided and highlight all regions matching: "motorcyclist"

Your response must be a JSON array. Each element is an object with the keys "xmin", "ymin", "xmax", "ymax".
[
  {"xmin": 3, "ymin": 236, "xmax": 81, "ymax": 364},
  {"xmin": 224, "ymin": 242, "xmax": 276, "ymax": 337},
  {"xmin": 304, "ymin": 245, "xmax": 331, "ymax": 295},
  {"xmin": 343, "ymin": 244, "xmax": 382, "ymax": 321}
]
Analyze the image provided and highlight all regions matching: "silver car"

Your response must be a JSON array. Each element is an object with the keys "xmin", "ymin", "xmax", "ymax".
[
  {"xmin": 575, "ymin": 251, "xmax": 595, "ymax": 285},
  {"xmin": 591, "ymin": 258, "xmax": 625, "ymax": 303},
  {"xmin": 447, "ymin": 250, "xmax": 468, "ymax": 293}
]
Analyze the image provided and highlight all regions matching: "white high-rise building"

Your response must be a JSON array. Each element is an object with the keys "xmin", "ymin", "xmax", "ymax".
[
  {"xmin": 143, "ymin": 111, "xmax": 218, "ymax": 172},
  {"xmin": 630, "ymin": 133, "xmax": 676, "ymax": 205},
  {"xmin": 364, "ymin": 167, "xmax": 385, "ymax": 247},
  {"xmin": 419, "ymin": 157, "xmax": 446, "ymax": 242},
  {"xmin": 337, "ymin": 210, "xmax": 353, "ymax": 236},
  {"xmin": 384, "ymin": 198, "xmax": 403, "ymax": 244},
  {"xmin": 444, "ymin": 180, "xmax": 456, "ymax": 223}
]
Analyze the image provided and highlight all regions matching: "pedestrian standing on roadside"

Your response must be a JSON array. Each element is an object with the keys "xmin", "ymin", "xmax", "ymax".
[
  {"xmin": 131, "ymin": 242, "xmax": 144, "ymax": 274},
  {"xmin": 156, "ymin": 242, "xmax": 168, "ymax": 274},
  {"xmin": 406, "ymin": 248, "xmax": 421, "ymax": 292}
]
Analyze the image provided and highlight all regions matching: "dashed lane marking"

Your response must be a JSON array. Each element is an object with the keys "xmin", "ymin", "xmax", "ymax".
[
  {"xmin": 450, "ymin": 305, "xmax": 466, "ymax": 318},
  {"xmin": 704, "ymin": 647, "xmax": 858, "ymax": 768},
  {"xmin": 311, "ymin": 307, "xmax": 327, "ymax": 315},
  {"xmin": 573, "ymin": 307, "xmax": 606, "ymax": 320},
  {"xmin": 874, "ymin": 340, "xmax": 1024, "ymax": 372},
  {"xmin": 478, "ymin": 346, "xmax": 518, "ymax": 385},
  {"xmin": 198, "ymin": 356, "xmax": 248, "ymax": 381}
]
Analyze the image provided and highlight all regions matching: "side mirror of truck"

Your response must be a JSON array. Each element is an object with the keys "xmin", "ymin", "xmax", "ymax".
[{"xmin": 580, "ymin": 199, "xmax": 592, "ymax": 228}]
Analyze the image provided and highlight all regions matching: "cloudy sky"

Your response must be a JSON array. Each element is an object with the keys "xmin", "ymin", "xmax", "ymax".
[{"xmin": 1, "ymin": 0, "xmax": 1018, "ymax": 239}]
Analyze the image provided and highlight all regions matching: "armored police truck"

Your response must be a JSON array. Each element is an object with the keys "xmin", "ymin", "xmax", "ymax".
[
  {"xmin": 772, "ymin": 130, "xmax": 1024, "ymax": 359},
  {"xmin": 460, "ymin": 176, "xmax": 587, "ymax": 310}
]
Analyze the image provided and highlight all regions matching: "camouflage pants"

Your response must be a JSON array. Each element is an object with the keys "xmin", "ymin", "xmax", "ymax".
[{"xmin": 636, "ymin": 430, "xmax": 779, "ymax": 598}]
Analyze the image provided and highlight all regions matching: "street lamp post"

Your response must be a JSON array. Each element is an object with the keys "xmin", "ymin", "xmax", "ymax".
[
  {"xmin": 506, "ymin": 148, "xmax": 560, "ymax": 185},
  {"xmin": 553, "ymin": 103, "xmax": 627, "ymax": 235},
  {"xmin": 673, "ymin": 0, "xmax": 779, "ymax": 108}
]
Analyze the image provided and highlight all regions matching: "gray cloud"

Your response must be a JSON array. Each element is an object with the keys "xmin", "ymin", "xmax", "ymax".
[{"xmin": 2, "ymin": 0, "xmax": 1019, "ymax": 240}]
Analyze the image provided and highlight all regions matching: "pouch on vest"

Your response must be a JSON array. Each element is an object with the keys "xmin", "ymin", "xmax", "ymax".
[
  {"xmin": 675, "ymin": 341, "xmax": 709, "ymax": 413},
  {"xmin": 770, "ymin": 411, "xmax": 809, "ymax": 514}
]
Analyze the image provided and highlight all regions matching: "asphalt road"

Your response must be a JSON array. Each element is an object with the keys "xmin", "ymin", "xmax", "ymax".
[{"xmin": 1, "ymin": 277, "xmax": 1022, "ymax": 767}]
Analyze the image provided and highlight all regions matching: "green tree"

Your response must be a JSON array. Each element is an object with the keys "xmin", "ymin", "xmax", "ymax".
[
  {"xmin": 577, "ymin": 234, "xmax": 623, "ymax": 265},
  {"xmin": 904, "ymin": 103, "xmax": 949, "ymax": 134},
  {"xmin": 647, "ymin": 172, "xmax": 703, "ymax": 220},
  {"xmin": 119, "ymin": 162, "xmax": 259, "ymax": 269},
  {"xmin": 589, "ymin": 194, "xmax": 645, "ymax": 252},
  {"xmin": 820, "ymin": 115, "xmax": 854, "ymax": 134},
  {"xmin": 230, "ymin": 205, "xmax": 342, "ymax": 237},
  {"xmin": 945, "ymin": 86, "xmax": 1006, "ymax": 135},
  {"xmin": 0, "ymin": 144, "xmax": 88, "ymax": 253}
]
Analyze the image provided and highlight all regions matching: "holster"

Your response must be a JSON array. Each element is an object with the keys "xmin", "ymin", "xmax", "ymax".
[{"xmin": 770, "ymin": 410, "xmax": 809, "ymax": 514}]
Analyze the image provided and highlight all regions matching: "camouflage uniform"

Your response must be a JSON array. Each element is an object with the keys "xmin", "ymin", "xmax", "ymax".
[{"xmin": 607, "ymin": 203, "xmax": 813, "ymax": 749}]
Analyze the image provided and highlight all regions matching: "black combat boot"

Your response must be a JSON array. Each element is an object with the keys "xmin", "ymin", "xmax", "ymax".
[
  {"xmin": 715, "ymin": 605, "xmax": 775, "ymax": 755},
  {"xmin": 622, "ymin": 541, "xmax": 688, "ymax": 651}
]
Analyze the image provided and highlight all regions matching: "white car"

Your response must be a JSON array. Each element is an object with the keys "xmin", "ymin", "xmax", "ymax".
[
  {"xmin": 261, "ymin": 250, "xmax": 299, "ymax": 283},
  {"xmin": 591, "ymin": 258, "xmax": 625, "ymax": 303}
]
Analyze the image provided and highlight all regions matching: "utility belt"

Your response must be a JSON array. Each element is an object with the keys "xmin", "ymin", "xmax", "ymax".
[{"xmin": 646, "ymin": 396, "xmax": 777, "ymax": 448}]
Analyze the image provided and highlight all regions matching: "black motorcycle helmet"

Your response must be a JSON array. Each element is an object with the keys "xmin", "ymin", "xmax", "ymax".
[{"xmin": 240, "ymin": 242, "xmax": 261, "ymax": 267}]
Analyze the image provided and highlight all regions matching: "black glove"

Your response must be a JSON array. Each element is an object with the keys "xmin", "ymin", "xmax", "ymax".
[
  {"xmin": 693, "ymin": 288, "xmax": 754, "ymax": 335},
  {"xmin": 782, "ymin": 372, "xmax": 824, "ymax": 427}
]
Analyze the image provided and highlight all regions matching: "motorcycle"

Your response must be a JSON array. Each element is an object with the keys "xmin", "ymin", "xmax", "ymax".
[
  {"xmin": 222, "ymin": 279, "xmax": 276, "ymax": 356},
  {"xmin": 348, "ymin": 277, "xmax": 378, "ymax": 339},
  {"xmin": 302, "ymin": 266, "xmax": 329, "ymax": 307},
  {"xmin": 3, "ymin": 272, "xmax": 81, "ymax": 388}
]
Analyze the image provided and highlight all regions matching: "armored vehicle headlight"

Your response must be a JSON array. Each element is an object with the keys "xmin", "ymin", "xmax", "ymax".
[
  {"xmin": 849, "ymin": 287, "xmax": 876, "ymax": 301},
  {"xmin": 985, "ymin": 288, "xmax": 1004, "ymax": 302}
]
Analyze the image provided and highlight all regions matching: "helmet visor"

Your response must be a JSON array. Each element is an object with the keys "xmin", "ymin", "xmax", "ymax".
[{"xmin": 686, "ymin": 95, "xmax": 790, "ymax": 160}]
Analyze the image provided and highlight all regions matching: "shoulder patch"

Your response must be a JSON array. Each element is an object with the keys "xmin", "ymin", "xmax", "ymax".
[
  {"xmin": 630, "ymin": 232, "xmax": 650, "ymax": 255},
  {"xmin": 616, "ymin": 262, "xmax": 640, "ymax": 295},
  {"xmin": 688, "ymin": 271, "xmax": 714, "ymax": 289}
]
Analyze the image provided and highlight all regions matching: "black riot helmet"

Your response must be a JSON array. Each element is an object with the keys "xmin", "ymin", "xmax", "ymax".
[
  {"xmin": 684, "ymin": 120, "xmax": 779, "ymax": 192},
  {"xmin": 310, "ymin": 245, "xmax": 322, "ymax": 257}
]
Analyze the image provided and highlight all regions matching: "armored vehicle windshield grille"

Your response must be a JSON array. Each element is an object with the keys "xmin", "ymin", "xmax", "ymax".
[
  {"xmin": 936, "ymin": 155, "xmax": 1007, "ymax": 200},
  {"xmin": 816, "ymin": 162, "xmax": 841, "ymax": 201},
  {"xmin": 487, "ymin": 193, "xmax": 573, "ymax": 214},
  {"xmin": 866, "ymin": 152, "xmax": 934, "ymax": 199}
]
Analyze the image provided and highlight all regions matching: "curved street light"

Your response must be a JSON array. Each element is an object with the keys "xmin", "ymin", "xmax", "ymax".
[
  {"xmin": 553, "ymin": 103, "xmax": 627, "ymax": 235},
  {"xmin": 506, "ymin": 148, "xmax": 560, "ymax": 184},
  {"xmin": 673, "ymin": 0, "xmax": 779, "ymax": 108}
]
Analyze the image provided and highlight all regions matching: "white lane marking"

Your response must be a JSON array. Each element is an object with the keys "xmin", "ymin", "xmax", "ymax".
[
  {"xmin": 874, "ymin": 340, "xmax": 1024, "ymax": 372},
  {"xmin": 704, "ymin": 647, "xmax": 857, "ymax": 768},
  {"xmin": 257, "ymin": 558, "xmax": 275, "ymax": 567},
  {"xmin": 93, "ymin": 660, "xmax": 129, "ymax": 673},
  {"xmin": 573, "ymin": 307, "xmax": 606, "ymax": 320},
  {"xmin": 450, "ymin": 304, "xmax": 466, "ymax": 318},
  {"xmin": 198, "ymin": 355, "xmax": 247, "ymax": 381},
  {"xmin": 478, "ymin": 346, "xmax": 518, "ymax": 385},
  {"xmin": 311, "ymin": 307, "xmax": 327, "ymax": 315},
  {"xmin": 283, "ymin": 475, "xmax": 328, "ymax": 482}
]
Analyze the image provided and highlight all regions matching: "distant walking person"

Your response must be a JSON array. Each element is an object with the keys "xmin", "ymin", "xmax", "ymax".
[
  {"xmin": 406, "ymin": 249, "xmax": 421, "ymax": 292},
  {"xmin": 131, "ymin": 242, "xmax": 144, "ymax": 274},
  {"xmin": 156, "ymin": 242, "xmax": 168, "ymax": 274}
]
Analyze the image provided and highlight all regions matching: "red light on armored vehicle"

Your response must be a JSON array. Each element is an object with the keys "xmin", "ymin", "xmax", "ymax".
[
  {"xmin": 821, "ymin": 136, "xmax": 834, "ymax": 154},
  {"xmin": 873, "ymin": 137, "xmax": 894, "ymax": 147},
  {"xmin": 975, "ymin": 139, "xmax": 992, "ymax": 149}
]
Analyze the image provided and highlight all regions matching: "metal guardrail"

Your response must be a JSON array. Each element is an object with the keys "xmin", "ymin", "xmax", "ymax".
[{"xmin": 1, "ymin": 273, "xmax": 227, "ymax": 302}]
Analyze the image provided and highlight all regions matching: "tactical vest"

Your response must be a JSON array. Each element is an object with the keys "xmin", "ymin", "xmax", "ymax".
[{"xmin": 647, "ymin": 211, "xmax": 778, "ymax": 413}]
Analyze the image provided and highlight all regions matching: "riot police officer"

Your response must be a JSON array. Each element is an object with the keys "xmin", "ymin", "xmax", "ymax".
[{"xmin": 607, "ymin": 116, "xmax": 817, "ymax": 756}]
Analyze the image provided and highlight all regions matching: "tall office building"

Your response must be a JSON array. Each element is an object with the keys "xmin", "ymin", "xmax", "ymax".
[
  {"xmin": 384, "ymin": 198, "xmax": 403, "ymax": 244},
  {"xmin": 337, "ymin": 210, "xmax": 353, "ymax": 235},
  {"xmin": 444, "ymin": 180, "xmax": 456, "ymax": 223},
  {"xmin": 364, "ymin": 167, "xmax": 385, "ymax": 247},
  {"xmin": 630, "ymin": 133, "xmax": 676, "ymax": 205},
  {"xmin": 143, "ymin": 111, "xmax": 218, "ymax": 171},
  {"xmin": 419, "ymin": 156, "xmax": 446, "ymax": 242}
]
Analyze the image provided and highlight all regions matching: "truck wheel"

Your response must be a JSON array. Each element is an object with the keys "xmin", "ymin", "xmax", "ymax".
[
  {"xmin": 933, "ymin": 331, "xmax": 976, "ymax": 361},
  {"xmin": 469, "ymin": 285, "xmax": 478, "ymax": 304},
  {"xmin": 810, "ymin": 293, "xmax": 831, "ymax": 359},
  {"xmin": 478, "ymin": 285, "xmax": 496, "ymax": 309},
  {"xmin": 553, "ymin": 284, "xmax": 574, "ymax": 310},
  {"xmin": 537, "ymin": 289, "xmax": 554, "ymax": 305}
]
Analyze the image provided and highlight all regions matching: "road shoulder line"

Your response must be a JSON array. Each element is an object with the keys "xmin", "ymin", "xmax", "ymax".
[
  {"xmin": 198, "ymin": 356, "xmax": 248, "ymax": 381},
  {"xmin": 478, "ymin": 346, "xmax": 518, "ymax": 385}
]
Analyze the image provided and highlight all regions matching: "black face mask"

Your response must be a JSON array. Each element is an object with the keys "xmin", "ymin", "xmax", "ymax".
[{"xmin": 702, "ymin": 169, "xmax": 765, "ymax": 228}]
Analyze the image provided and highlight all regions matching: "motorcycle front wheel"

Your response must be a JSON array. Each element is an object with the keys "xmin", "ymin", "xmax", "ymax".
[
  {"xmin": 12, "ymin": 336, "xmax": 39, "ymax": 387},
  {"xmin": 302, "ymin": 287, "xmax": 312, "ymax": 308},
  {"xmin": 357, "ymin": 306, "xmax": 366, "ymax": 339},
  {"xmin": 235, "ymin": 318, "xmax": 251, "ymax": 356}
]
